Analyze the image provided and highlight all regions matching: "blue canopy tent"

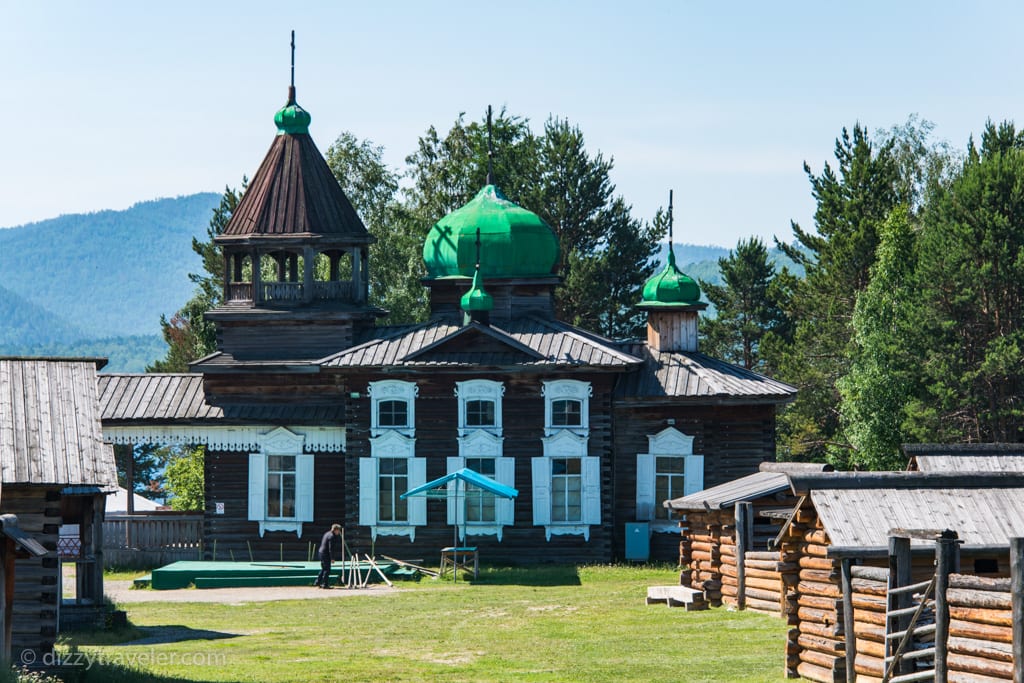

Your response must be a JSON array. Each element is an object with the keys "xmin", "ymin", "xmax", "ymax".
[{"xmin": 401, "ymin": 468, "xmax": 518, "ymax": 580}]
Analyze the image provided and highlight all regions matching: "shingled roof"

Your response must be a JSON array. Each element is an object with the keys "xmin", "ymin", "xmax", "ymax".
[
  {"xmin": 614, "ymin": 343, "xmax": 798, "ymax": 402},
  {"xmin": 218, "ymin": 130, "xmax": 370, "ymax": 244},
  {"xmin": 321, "ymin": 317, "xmax": 642, "ymax": 369},
  {"xmin": 0, "ymin": 358, "xmax": 117, "ymax": 488}
]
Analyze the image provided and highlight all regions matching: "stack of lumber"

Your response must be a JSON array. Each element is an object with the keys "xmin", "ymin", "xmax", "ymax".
[
  {"xmin": 682, "ymin": 510, "xmax": 724, "ymax": 606},
  {"xmin": 849, "ymin": 565, "xmax": 888, "ymax": 682},
  {"xmin": 946, "ymin": 573, "xmax": 1014, "ymax": 681},
  {"xmin": 736, "ymin": 550, "xmax": 798, "ymax": 616},
  {"xmin": 786, "ymin": 513, "xmax": 846, "ymax": 682}
]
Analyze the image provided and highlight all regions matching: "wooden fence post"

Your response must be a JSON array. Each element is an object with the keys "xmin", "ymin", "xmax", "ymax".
[
  {"xmin": 1011, "ymin": 537, "xmax": 1023, "ymax": 683},
  {"xmin": 735, "ymin": 502, "xmax": 753, "ymax": 610},
  {"xmin": 934, "ymin": 529, "xmax": 959, "ymax": 683},
  {"xmin": 841, "ymin": 557, "xmax": 855, "ymax": 683},
  {"xmin": 888, "ymin": 535, "xmax": 913, "ymax": 677}
]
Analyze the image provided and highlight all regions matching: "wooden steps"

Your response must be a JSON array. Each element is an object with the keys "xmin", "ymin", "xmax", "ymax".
[{"xmin": 645, "ymin": 585, "xmax": 708, "ymax": 611}]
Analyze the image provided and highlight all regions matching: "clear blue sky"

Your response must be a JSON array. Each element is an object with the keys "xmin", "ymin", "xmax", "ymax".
[{"xmin": 3, "ymin": 2, "xmax": 1024, "ymax": 247}]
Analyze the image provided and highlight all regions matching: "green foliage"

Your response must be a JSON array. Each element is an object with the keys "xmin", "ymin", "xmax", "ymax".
[
  {"xmin": 114, "ymin": 444, "xmax": 170, "ymax": 500},
  {"xmin": 838, "ymin": 207, "xmax": 921, "ymax": 469},
  {"xmin": 699, "ymin": 238, "xmax": 791, "ymax": 372},
  {"xmin": 772, "ymin": 123, "xmax": 907, "ymax": 464},
  {"xmin": 164, "ymin": 446, "xmax": 205, "ymax": 511}
]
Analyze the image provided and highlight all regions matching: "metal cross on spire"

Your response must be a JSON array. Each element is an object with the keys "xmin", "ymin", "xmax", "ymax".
[
  {"xmin": 668, "ymin": 189, "xmax": 674, "ymax": 247},
  {"xmin": 486, "ymin": 105, "xmax": 494, "ymax": 186},
  {"xmin": 288, "ymin": 30, "xmax": 296, "ymax": 104}
]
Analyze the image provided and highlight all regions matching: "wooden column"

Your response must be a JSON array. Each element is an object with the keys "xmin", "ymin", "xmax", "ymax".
[
  {"xmin": 253, "ymin": 249, "xmax": 263, "ymax": 303},
  {"xmin": 302, "ymin": 247, "xmax": 315, "ymax": 303},
  {"xmin": 735, "ymin": 502, "xmax": 752, "ymax": 610},
  {"xmin": 1011, "ymin": 537, "xmax": 1023, "ymax": 683},
  {"xmin": 934, "ymin": 529, "xmax": 959, "ymax": 683},
  {"xmin": 0, "ymin": 538, "xmax": 9, "ymax": 661},
  {"xmin": 840, "ymin": 557, "xmax": 855, "ymax": 683}
]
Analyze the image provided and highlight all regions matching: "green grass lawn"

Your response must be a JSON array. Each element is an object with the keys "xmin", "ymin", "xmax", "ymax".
[{"xmin": 60, "ymin": 565, "xmax": 790, "ymax": 683}]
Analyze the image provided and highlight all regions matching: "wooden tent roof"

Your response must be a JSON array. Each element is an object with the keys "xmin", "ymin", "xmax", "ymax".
[
  {"xmin": 97, "ymin": 374, "xmax": 344, "ymax": 424},
  {"xmin": 218, "ymin": 132, "xmax": 371, "ymax": 245},
  {"xmin": 787, "ymin": 471, "xmax": 1024, "ymax": 552},
  {"xmin": 0, "ymin": 358, "xmax": 117, "ymax": 488},
  {"xmin": 903, "ymin": 443, "xmax": 1024, "ymax": 473},
  {"xmin": 615, "ymin": 343, "xmax": 798, "ymax": 402}
]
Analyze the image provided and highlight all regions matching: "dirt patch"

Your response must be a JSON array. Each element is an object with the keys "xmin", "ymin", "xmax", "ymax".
[{"xmin": 104, "ymin": 580, "xmax": 397, "ymax": 604}]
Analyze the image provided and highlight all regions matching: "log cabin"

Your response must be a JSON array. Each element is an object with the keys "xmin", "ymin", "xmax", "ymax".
[
  {"xmin": 777, "ymin": 471, "xmax": 1024, "ymax": 682},
  {"xmin": 904, "ymin": 442, "xmax": 1024, "ymax": 473},
  {"xmin": 0, "ymin": 357, "xmax": 118, "ymax": 661},
  {"xmin": 97, "ymin": 77, "xmax": 796, "ymax": 565}
]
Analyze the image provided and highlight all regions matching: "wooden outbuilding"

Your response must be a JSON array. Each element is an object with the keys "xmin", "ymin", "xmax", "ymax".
[
  {"xmin": 778, "ymin": 471, "xmax": 1024, "ymax": 682},
  {"xmin": 665, "ymin": 462, "xmax": 830, "ymax": 613},
  {"xmin": 904, "ymin": 442, "xmax": 1024, "ymax": 473},
  {"xmin": 0, "ymin": 357, "xmax": 118, "ymax": 660}
]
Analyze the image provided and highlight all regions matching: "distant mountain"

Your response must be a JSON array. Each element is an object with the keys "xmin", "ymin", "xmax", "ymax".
[
  {"xmin": 0, "ymin": 193, "xmax": 218, "ymax": 371},
  {"xmin": 655, "ymin": 242, "xmax": 806, "ymax": 289},
  {"xmin": 0, "ymin": 193, "xmax": 220, "ymax": 339}
]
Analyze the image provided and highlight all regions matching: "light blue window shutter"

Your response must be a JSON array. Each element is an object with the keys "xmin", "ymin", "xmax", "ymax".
[
  {"xmin": 295, "ymin": 453, "xmax": 315, "ymax": 522},
  {"xmin": 684, "ymin": 455, "xmax": 705, "ymax": 495},
  {"xmin": 635, "ymin": 453, "xmax": 654, "ymax": 521},
  {"xmin": 408, "ymin": 458, "xmax": 427, "ymax": 526},
  {"xmin": 495, "ymin": 457, "xmax": 516, "ymax": 527},
  {"xmin": 581, "ymin": 456, "xmax": 601, "ymax": 525},
  {"xmin": 446, "ymin": 456, "xmax": 465, "ymax": 525},
  {"xmin": 531, "ymin": 457, "xmax": 551, "ymax": 526},
  {"xmin": 248, "ymin": 453, "xmax": 266, "ymax": 521},
  {"xmin": 358, "ymin": 458, "xmax": 377, "ymax": 526}
]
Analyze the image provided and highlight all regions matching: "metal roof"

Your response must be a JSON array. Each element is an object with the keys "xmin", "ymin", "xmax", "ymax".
[
  {"xmin": 98, "ymin": 374, "xmax": 344, "ymax": 424},
  {"xmin": 615, "ymin": 344, "xmax": 798, "ymax": 401},
  {"xmin": 321, "ymin": 316, "xmax": 642, "ymax": 369},
  {"xmin": 904, "ymin": 443, "xmax": 1024, "ymax": 473},
  {"xmin": 666, "ymin": 462, "xmax": 830, "ymax": 511},
  {"xmin": 0, "ymin": 358, "xmax": 117, "ymax": 488},
  {"xmin": 811, "ymin": 487, "xmax": 1024, "ymax": 548}
]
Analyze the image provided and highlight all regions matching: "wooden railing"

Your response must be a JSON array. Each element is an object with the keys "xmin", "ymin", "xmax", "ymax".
[
  {"xmin": 314, "ymin": 280, "xmax": 353, "ymax": 300},
  {"xmin": 228, "ymin": 282, "xmax": 253, "ymax": 301},
  {"xmin": 262, "ymin": 282, "xmax": 304, "ymax": 301},
  {"xmin": 103, "ymin": 513, "xmax": 203, "ymax": 568}
]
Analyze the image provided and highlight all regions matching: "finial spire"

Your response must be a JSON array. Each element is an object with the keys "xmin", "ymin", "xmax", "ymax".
[
  {"xmin": 486, "ymin": 105, "xmax": 494, "ymax": 186},
  {"xmin": 288, "ymin": 30, "xmax": 296, "ymax": 105},
  {"xmin": 667, "ymin": 190, "xmax": 677, "ymax": 266}
]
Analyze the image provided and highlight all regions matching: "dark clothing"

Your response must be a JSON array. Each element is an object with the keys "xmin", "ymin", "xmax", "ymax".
[{"xmin": 315, "ymin": 529, "xmax": 341, "ymax": 588}]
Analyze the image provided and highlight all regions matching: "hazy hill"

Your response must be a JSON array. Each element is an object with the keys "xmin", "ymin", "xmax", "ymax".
[
  {"xmin": 658, "ymin": 243, "xmax": 806, "ymax": 290},
  {"xmin": 0, "ymin": 194, "xmax": 220, "ymax": 370},
  {"xmin": 0, "ymin": 194, "xmax": 220, "ymax": 339}
]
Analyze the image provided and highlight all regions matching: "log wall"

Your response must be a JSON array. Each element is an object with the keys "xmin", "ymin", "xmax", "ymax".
[{"xmin": 945, "ymin": 573, "xmax": 1014, "ymax": 682}]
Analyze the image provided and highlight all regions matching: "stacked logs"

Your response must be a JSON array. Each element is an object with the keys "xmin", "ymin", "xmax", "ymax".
[
  {"xmin": 681, "ymin": 510, "xmax": 725, "ymax": 606},
  {"xmin": 785, "ymin": 511, "xmax": 846, "ymax": 682},
  {"xmin": 946, "ymin": 573, "xmax": 1014, "ymax": 681},
  {"xmin": 738, "ymin": 550, "xmax": 799, "ymax": 616},
  {"xmin": 849, "ymin": 565, "xmax": 889, "ymax": 682}
]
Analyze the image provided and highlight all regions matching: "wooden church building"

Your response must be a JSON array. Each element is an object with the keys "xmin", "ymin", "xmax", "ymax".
[{"xmin": 99, "ymin": 77, "xmax": 796, "ymax": 564}]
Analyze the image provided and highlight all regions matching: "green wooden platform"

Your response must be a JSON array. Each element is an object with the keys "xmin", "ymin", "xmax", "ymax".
[{"xmin": 145, "ymin": 560, "xmax": 409, "ymax": 590}]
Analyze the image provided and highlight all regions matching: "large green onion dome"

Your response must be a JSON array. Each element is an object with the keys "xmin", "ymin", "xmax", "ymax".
[
  {"xmin": 422, "ymin": 185, "xmax": 560, "ymax": 279},
  {"xmin": 639, "ymin": 247, "xmax": 702, "ymax": 306}
]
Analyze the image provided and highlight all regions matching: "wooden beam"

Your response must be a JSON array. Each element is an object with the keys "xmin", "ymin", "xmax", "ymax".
[
  {"xmin": 735, "ymin": 502, "xmax": 752, "ymax": 610},
  {"xmin": 841, "ymin": 558, "xmax": 855, "ymax": 683},
  {"xmin": 934, "ymin": 529, "xmax": 959, "ymax": 683},
  {"xmin": 1011, "ymin": 537, "xmax": 1023, "ymax": 683}
]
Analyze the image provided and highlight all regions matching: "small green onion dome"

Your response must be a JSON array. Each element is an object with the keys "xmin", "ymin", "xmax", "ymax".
[
  {"xmin": 274, "ymin": 102, "xmax": 311, "ymax": 135},
  {"xmin": 423, "ymin": 185, "xmax": 560, "ymax": 279},
  {"xmin": 460, "ymin": 267, "xmax": 494, "ymax": 312},
  {"xmin": 640, "ymin": 247, "xmax": 702, "ymax": 306}
]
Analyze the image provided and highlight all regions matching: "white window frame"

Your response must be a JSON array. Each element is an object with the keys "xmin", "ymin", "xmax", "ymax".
[
  {"xmin": 534, "ymin": 429, "xmax": 600, "ymax": 541},
  {"xmin": 359, "ymin": 430, "xmax": 426, "ymax": 541},
  {"xmin": 636, "ymin": 427, "xmax": 703, "ymax": 532},
  {"xmin": 368, "ymin": 380, "xmax": 418, "ymax": 437},
  {"xmin": 247, "ymin": 427, "xmax": 315, "ymax": 538},
  {"xmin": 446, "ymin": 445, "xmax": 515, "ymax": 541},
  {"xmin": 542, "ymin": 380, "xmax": 591, "ymax": 437},
  {"xmin": 455, "ymin": 379, "xmax": 504, "ymax": 436}
]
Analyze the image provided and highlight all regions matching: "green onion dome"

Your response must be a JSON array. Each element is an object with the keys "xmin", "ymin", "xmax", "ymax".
[
  {"xmin": 639, "ymin": 247, "xmax": 702, "ymax": 306},
  {"xmin": 460, "ymin": 267, "xmax": 494, "ymax": 312},
  {"xmin": 423, "ymin": 185, "xmax": 560, "ymax": 279},
  {"xmin": 274, "ymin": 101, "xmax": 311, "ymax": 135}
]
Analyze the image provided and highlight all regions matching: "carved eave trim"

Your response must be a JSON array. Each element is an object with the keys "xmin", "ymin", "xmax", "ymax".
[{"xmin": 103, "ymin": 425, "xmax": 346, "ymax": 453}]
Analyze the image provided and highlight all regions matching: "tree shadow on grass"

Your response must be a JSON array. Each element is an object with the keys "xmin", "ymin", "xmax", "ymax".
[
  {"xmin": 471, "ymin": 565, "xmax": 581, "ymax": 586},
  {"xmin": 122, "ymin": 626, "xmax": 241, "ymax": 646},
  {"xmin": 47, "ymin": 661, "xmax": 244, "ymax": 683}
]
